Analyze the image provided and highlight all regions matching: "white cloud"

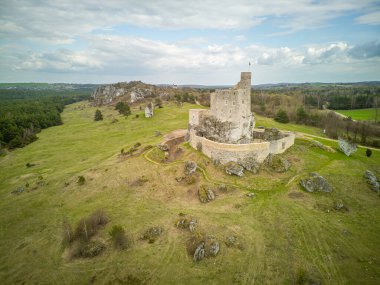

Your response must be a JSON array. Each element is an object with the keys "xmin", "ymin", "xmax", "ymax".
[
  {"xmin": 13, "ymin": 49, "xmax": 103, "ymax": 72},
  {"xmin": 303, "ymin": 42, "xmax": 350, "ymax": 64},
  {"xmin": 0, "ymin": 0, "xmax": 378, "ymax": 44},
  {"xmin": 10, "ymin": 35, "xmax": 379, "ymax": 77},
  {"xmin": 356, "ymin": 10, "xmax": 380, "ymax": 25}
]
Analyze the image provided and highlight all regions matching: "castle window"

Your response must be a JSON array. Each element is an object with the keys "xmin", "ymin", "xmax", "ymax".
[
  {"xmin": 225, "ymin": 100, "xmax": 228, "ymax": 105},
  {"xmin": 242, "ymin": 100, "xmax": 244, "ymax": 104},
  {"xmin": 233, "ymin": 101, "xmax": 235, "ymax": 105},
  {"xmin": 282, "ymin": 142, "xmax": 286, "ymax": 149}
]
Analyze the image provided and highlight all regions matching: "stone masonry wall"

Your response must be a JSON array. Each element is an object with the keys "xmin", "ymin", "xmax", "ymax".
[
  {"xmin": 210, "ymin": 72, "xmax": 254, "ymax": 142},
  {"xmin": 189, "ymin": 130, "xmax": 294, "ymax": 164}
]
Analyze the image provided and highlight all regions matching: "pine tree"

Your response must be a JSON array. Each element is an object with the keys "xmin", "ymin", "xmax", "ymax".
[
  {"xmin": 274, "ymin": 109, "xmax": 289, "ymax": 123},
  {"xmin": 296, "ymin": 106, "xmax": 308, "ymax": 123}
]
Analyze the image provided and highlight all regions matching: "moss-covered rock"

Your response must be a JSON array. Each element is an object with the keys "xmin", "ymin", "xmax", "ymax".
[
  {"xmin": 263, "ymin": 154, "xmax": 290, "ymax": 173},
  {"xmin": 141, "ymin": 226, "xmax": 163, "ymax": 243},
  {"xmin": 198, "ymin": 185, "xmax": 215, "ymax": 203}
]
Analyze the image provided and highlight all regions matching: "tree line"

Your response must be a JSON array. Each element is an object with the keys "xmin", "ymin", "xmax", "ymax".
[
  {"xmin": 251, "ymin": 91, "xmax": 380, "ymax": 147},
  {"xmin": 0, "ymin": 89, "xmax": 90, "ymax": 150},
  {"xmin": 253, "ymin": 83, "xmax": 380, "ymax": 110}
]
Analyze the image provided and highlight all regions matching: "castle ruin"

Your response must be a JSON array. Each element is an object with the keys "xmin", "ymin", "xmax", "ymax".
[{"xmin": 188, "ymin": 71, "xmax": 295, "ymax": 165}]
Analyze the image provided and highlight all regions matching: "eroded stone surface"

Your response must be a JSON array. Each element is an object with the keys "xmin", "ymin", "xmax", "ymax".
[
  {"xmin": 184, "ymin": 161, "xmax": 197, "ymax": 175},
  {"xmin": 225, "ymin": 162, "xmax": 244, "ymax": 177},
  {"xmin": 300, "ymin": 172, "xmax": 332, "ymax": 193},
  {"xmin": 338, "ymin": 138, "xmax": 357, "ymax": 156},
  {"xmin": 364, "ymin": 170, "xmax": 379, "ymax": 192}
]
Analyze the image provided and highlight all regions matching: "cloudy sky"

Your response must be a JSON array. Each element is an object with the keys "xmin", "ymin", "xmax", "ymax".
[{"xmin": 1, "ymin": 0, "xmax": 379, "ymax": 85}]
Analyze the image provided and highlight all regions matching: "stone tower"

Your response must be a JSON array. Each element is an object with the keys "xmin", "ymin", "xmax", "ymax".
[{"xmin": 210, "ymin": 72, "xmax": 254, "ymax": 143}]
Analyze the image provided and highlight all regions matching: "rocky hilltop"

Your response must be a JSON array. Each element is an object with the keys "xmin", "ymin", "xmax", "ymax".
[{"xmin": 91, "ymin": 81, "xmax": 174, "ymax": 106}]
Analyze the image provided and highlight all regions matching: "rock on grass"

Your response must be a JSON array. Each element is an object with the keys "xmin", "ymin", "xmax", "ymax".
[
  {"xmin": 338, "ymin": 138, "xmax": 357, "ymax": 156},
  {"xmin": 300, "ymin": 172, "xmax": 332, "ymax": 193},
  {"xmin": 141, "ymin": 226, "xmax": 163, "ymax": 243},
  {"xmin": 225, "ymin": 162, "xmax": 244, "ymax": 176},
  {"xmin": 263, "ymin": 154, "xmax": 290, "ymax": 173},
  {"xmin": 198, "ymin": 185, "xmax": 215, "ymax": 203},
  {"xmin": 364, "ymin": 170, "xmax": 379, "ymax": 192}
]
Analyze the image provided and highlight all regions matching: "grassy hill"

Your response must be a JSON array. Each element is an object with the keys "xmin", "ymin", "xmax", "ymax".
[
  {"xmin": 0, "ymin": 102, "xmax": 379, "ymax": 284},
  {"xmin": 335, "ymin": 108, "xmax": 378, "ymax": 121}
]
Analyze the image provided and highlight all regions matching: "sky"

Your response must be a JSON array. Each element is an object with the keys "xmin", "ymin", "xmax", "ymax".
[{"xmin": 0, "ymin": 0, "xmax": 379, "ymax": 85}]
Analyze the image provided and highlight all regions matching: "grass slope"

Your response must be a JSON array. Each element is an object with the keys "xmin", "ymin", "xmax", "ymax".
[
  {"xmin": 0, "ymin": 102, "xmax": 379, "ymax": 285},
  {"xmin": 255, "ymin": 114, "xmax": 325, "ymax": 137},
  {"xmin": 335, "ymin": 108, "xmax": 378, "ymax": 121}
]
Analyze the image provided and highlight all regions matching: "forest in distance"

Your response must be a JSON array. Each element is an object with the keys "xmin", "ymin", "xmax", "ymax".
[{"xmin": 0, "ymin": 89, "xmax": 91, "ymax": 150}]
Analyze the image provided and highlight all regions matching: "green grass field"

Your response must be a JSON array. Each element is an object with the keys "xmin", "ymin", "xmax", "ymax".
[
  {"xmin": 0, "ymin": 102, "xmax": 379, "ymax": 284},
  {"xmin": 335, "ymin": 108, "xmax": 378, "ymax": 121},
  {"xmin": 255, "ymin": 114, "xmax": 325, "ymax": 137}
]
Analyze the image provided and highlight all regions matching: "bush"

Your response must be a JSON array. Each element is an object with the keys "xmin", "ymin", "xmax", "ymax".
[
  {"xmin": 274, "ymin": 109, "xmax": 289, "ymax": 123},
  {"xmin": 74, "ymin": 209, "xmax": 109, "ymax": 241},
  {"xmin": 62, "ymin": 220, "xmax": 74, "ymax": 245},
  {"xmin": 109, "ymin": 225, "xmax": 131, "ymax": 250},
  {"xmin": 94, "ymin": 109, "xmax": 103, "ymax": 121},
  {"xmin": 115, "ymin": 102, "xmax": 131, "ymax": 117},
  {"xmin": 77, "ymin": 175, "xmax": 85, "ymax": 185},
  {"xmin": 366, "ymin": 148, "xmax": 372, "ymax": 157}
]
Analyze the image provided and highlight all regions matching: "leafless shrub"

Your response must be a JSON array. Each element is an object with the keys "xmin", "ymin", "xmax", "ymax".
[{"xmin": 74, "ymin": 209, "xmax": 109, "ymax": 241}]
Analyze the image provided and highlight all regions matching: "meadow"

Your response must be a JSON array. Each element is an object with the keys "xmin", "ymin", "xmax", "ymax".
[
  {"xmin": 0, "ymin": 102, "xmax": 379, "ymax": 284},
  {"xmin": 335, "ymin": 108, "xmax": 378, "ymax": 121}
]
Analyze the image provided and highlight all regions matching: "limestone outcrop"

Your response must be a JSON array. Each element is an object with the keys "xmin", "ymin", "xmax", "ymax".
[
  {"xmin": 364, "ymin": 170, "xmax": 379, "ymax": 192},
  {"xmin": 198, "ymin": 185, "xmax": 215, "ymax": 203},
  {"xmin": 225, "ymin": 162, "xmax": 245, "ymax": 177},
  {"xmin": 238, "ymin": 156, "xmax": 260, "ymax": 174},
  {"xmin": 145, "ymin": 102, "xmax": 154, "ymax": 118},
  {"xmin": 338, "ymin": 138, "xmax": 357, "ymax": 156},
  {"xmin": 263, "ymin": 154, "xmax": 291, "ymax": 173},
  {"xmin": 192, "ymin": 236, "xmax": 220, "ymax": 262},
  {"xmin": 300, "ymin": 172, "xmax": 332, "ymax": 193},
  {"xmin": 195, "ymin": 116, "xmax": 232, "ymax": 143},
  {"xmin": 91, "ymin": 81, "xmax": 171, "ymax": 106},
  {"xmin": 184, "ymin": 161, "xmax": 197, "ymax": 175}
]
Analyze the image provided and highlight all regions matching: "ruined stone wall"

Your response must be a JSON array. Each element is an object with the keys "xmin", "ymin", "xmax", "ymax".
[
  {"xmin": 189, "ymin": 129, "xmax": 294, "ymax": 164},
  {"xmin": 189, "ymin": 109, "xmax": 210, "ymax": 127},
  {"xmin": 269, "ymin": 132, "xmax": 295, "ymax": 154},
  {"xmin": 189, "ymin": 130, "xmax": 269, "ymax": 164}
]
